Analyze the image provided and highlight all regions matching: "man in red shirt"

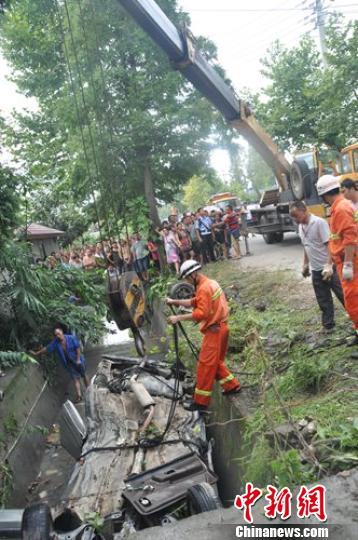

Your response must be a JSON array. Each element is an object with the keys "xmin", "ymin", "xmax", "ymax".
[
  {"xmin": 224, "ymin": 205, "xmax": 242, "ymax": 259},
  {"xmin": 317, "ymin": 175, "xmax": 358, "ymax": 346},
  {"xmin": 167, "ymin": 260, "xmax": 240, "ymax": 411}
]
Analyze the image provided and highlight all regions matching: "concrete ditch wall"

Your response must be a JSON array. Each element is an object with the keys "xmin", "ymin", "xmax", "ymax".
[{"xmin": 0, "ymin": 363, "xmax": 70, "ymax": 506}]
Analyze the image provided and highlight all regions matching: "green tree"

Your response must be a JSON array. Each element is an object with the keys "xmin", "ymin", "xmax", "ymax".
[
  {"xmin": 246, "ymin": 147, "xmax": 276, "ymax": 199},
  {"xmin": 0, "ymin": 0, "xmax": 231, "ymax": 233},
  {"xmin": 183, "ymin": 175, "xmax": 214, "ymax": 210},
  {"xmin": 255, "ymin": 16, "xmax": 358, "ymax": 150},
  {"xmin": 317, "ymin": 17, "xmax": 358, "ymax": 147},
  {"xmin": 258, "ymin": 37, "xmax": 323, "ymax": 150},
  {"xmin": 0, "ymin": 165, "xmax": 21, "ymax": 246}
]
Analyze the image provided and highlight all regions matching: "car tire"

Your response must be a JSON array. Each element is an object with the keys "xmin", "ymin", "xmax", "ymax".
[
  {"xmin": 289, "ymin": 160, "xmax": 312, "ymax": 200},
  {"xmin": 132, "ymin": 328, "xmax": 146, "ymax": 357},
  {"xmin": 263, "ymin": 232, "xmax": 276, "ymax": 244},
  {"xmin": 274, "ymin": 232, "xmax": 284, "ymax": 243},
  {"xmin": 187, "ymin": 482, "xmax": 220, "ymax": 515},
  {"xmin": 21, "ymin": 502, "xmax": 53, "ymax": 539},
  {"xmin": 170, "ymin": 282, "xmax": 195, "ymax": 300},
  {"xmin": 260, "ymin": 215, "xmax": 277, "ymax": 244}
]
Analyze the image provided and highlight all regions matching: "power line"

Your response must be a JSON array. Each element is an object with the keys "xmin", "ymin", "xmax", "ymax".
[
  {"xmin": 217, "ymin": 20, "xmax": 309, "ymax": 50},
  {"xmin": 186, "ymin": 4, "xmax": 358, "ymax": 13}
]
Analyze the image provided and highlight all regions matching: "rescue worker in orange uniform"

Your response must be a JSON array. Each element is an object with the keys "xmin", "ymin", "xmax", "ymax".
[
  {"xmin": 167, "ymin": 259, "xmax": 241, "ymax": 411},
  {"xmin": 316, "ymin": 175, "xmax": 358, "ymax": 347}
]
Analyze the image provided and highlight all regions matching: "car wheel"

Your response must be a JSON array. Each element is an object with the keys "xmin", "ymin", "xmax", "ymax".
[
  {"xmin": 274, "ymin": 232, "xmax": 284, "ymax": 243},
  {"xmin": 289, "ymin": 160, "xmax": 312, "ymax": 200},
  {"xmin": 261, "ymin": 215, "xmax": 277, "ymax": 244},
  {"xmin": 21, "ymin": 503, "xmax": 54, "ymax": 539},
  {"xmin": 170, "ymin": 282, "xmax": 195, "ymax": 300},
  {"xmin": 187, "ymin": 482, "xmax": 220, "ymax": 515},
  {"xmin": 132, "ymin": 328, "xmax": 146, "ymax": 357}
]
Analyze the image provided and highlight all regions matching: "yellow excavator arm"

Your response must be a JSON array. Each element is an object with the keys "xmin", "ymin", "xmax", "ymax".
[{"xmin": 117, "ymin": 0, "xmax": 290, "ymax": 191}]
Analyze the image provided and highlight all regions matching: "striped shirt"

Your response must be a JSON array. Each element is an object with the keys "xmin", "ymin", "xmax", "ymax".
[{"xmin": 224, "ymin": 212, "xmax": 239, "ymax": 232}]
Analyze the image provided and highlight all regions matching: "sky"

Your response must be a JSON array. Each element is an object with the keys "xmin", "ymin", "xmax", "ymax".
[
  {"xmin": 179, "ymin": 0, "xmax": 357, "ymax": 92},
  {"xmin": 0, "ymin": 0, "xmax": 357, "ymax": 173},
  {"xmin": 178, "ymin": 0, "xmax": 358, "ymax": 178}
]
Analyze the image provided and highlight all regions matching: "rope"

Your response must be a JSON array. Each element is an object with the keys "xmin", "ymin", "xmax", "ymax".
[
  {"xmin": 80, "ymin": 437, "xmax": 202, "ymax": 460},
  {"xmin": 169, "ymin": 305, "xmax": 200, "ymax": 360},
  {"xmin": 159, "ymin": 324, "xmax": 181, "ymax": 440},
  {"xmin": 53, "ymin": 0, "xmax": 105, "ymax": 244},
  {"xmin": 62, "ymin": 0, "xmax": 111, "ymax": 242}
]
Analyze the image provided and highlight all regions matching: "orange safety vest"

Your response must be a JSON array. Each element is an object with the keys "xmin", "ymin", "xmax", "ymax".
[
  {"xmin": 190, "ymin": 274, "xmax": 229, "ymax": 333},
  {"xmin": 329, "ymin": 195, "xmax": 358, "ymax": 261}
]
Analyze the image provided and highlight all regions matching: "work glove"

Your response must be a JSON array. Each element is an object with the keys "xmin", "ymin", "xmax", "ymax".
[
  {"xmin": 321, "ymin": 263, "xmax": 333, "ymax": 281},
  {"xmin": 302, "ymin": 265, "xmax": 311, "ymax": 278},
  {"xmin": 342, "ymin": 261, "xmax": 354, "ymax": 281}
]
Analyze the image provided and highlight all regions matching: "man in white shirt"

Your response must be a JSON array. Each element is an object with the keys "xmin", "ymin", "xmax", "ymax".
[{"xmin": 290, "ymin": 201, "xmax": 344, "ymax": 332}]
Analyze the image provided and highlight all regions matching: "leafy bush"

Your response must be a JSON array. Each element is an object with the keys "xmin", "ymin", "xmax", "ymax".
[
  {"xmin": 146, "ymin": 272, "xmax": 176, "ymax": 303},
  {"xmin": 0, "ymin": 165, "xmax": 21, "ymax": 247},
  {"xmin": 271, "ymin": 449, "xmax": 315, "ymax": 489},
  {"xmin": 0, "ymin": 351, "xmax": 37, "ymax": 369},
  {"xmin": 0, "ymin": 242, "xmax": 107, "ymax": 367},
  {"xmin": 243, "ymin": 437, "xmax": 274, "ymax": 487},
  {"xmin": 291, "ymin": 353, "xmax": 333, "ymax": 393}
]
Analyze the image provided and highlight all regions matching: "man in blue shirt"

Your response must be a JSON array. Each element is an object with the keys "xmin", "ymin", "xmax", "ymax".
[
  {"xmin": 30, "ymin": 326, "xmax": 89, "ymax": 403},
  {"xmin": 195, "ymin": 208, "xmax": 217, "ymax": 264}
]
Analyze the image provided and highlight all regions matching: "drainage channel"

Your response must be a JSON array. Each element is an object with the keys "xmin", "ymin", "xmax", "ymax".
[{"xmin": 3, "ymin": 321, "xmax": 248, "ymax": 535}]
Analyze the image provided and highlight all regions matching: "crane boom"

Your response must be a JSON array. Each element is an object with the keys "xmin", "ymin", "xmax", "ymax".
[{"xmin": 117, "ymin": 0, "xmax": 290, "ymax": 190}]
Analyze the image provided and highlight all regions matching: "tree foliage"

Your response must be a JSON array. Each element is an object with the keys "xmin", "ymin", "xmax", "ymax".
[
  {"xmin": 0, "ymin": 242, "xmax": 107, "ymax": 364},
  {"xmin": 246, "ymin": 147, "xmax": 276, "ymax": 199},
  {"xmin": 0, "ymin": 165, "xmax": 21, "ymax": 246},
  {"xmin": 182, "ymin": 175, "xmax": 215, "ymax": 210},
  {"xmin": 0, "ymin": 0, "xmax": 230, "ymax": 233},
  {"xmin": 255, "ymin": 16, "xmax": 358, "ymax": 151}
]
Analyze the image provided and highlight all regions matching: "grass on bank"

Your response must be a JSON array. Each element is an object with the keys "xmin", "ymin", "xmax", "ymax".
[{"xmin": 164, "ymin": 260, "xmax": 358, "ymax": 489}]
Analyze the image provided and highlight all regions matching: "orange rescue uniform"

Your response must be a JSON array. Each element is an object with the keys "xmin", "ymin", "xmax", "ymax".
[
  {"xmin": 329, "ymin": 195, "xmax": 358, "ymax": 331},
  {"xmin": 190, "ymin": 274, "xmax": 240, "ymax": 406}
]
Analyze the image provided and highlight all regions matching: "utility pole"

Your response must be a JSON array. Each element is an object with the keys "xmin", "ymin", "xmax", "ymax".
[
  {"xmin": 315, "ymin": 0, "xmax": 328, "ymax": 67},
  {"xmin": 303, "ymin": 0, "xmax": 329, "ymax": 67}
]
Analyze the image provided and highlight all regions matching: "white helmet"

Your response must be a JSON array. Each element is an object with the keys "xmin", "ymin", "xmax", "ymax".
[
  {"xmin": 180, "ymin": 259, "xmax": 201, "ymax": 279},
  {"xmin": 316, "ymin": 174, "xmax": 340, "ymax": 196}
]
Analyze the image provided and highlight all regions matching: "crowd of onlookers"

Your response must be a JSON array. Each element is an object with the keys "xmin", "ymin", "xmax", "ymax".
[
  {"xmin": 156, "ymin": 204, "xmax": 253, "ymax": 274},
  {"xmin": 38, "ymin": 203, "xmax": 253, "ymax": 280}
]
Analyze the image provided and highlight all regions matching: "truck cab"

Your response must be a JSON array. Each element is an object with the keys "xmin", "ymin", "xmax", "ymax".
[
  {"xmin": 337, "ymin": 143, "xmax": 358, "ymax": 182},
  {"xmin": 207, "ymin": 192, "xmax": 240, "ymax": 212}
]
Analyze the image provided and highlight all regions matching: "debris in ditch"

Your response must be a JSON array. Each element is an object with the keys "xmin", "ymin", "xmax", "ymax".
[
  {"xmin": 266, "ymin": 418, "xmax": 317, "ymax": 450},
  {"xmin": 266, "ymin": 422, "xmax": 299, "ymax": 449},
  {"xmin": 301, "ymin": 421, "xmax": 317, "ymax": 441},
  {"xmin": 254, "ymin": 301, "xmax": 266, "ymax": 312},
  {"xmin": 46, "ymin": 424, "xmax": 60, "ymax": 446},
  {"xmin": 27, "ymin": 481, "xmax": 39, "ymax": 493}
]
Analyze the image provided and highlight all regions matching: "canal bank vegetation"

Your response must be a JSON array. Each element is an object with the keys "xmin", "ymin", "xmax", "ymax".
[
  {"xmin": 0, "ymin": 242, "xmax": 107, "ymax": 372},
  {"xmin": 172, "ymin": 261, "xmax": 358, "ymax": 489}
]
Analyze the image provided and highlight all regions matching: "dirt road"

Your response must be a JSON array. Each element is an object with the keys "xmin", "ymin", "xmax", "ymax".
[{"xmin": 238, "ymin": 232, "xmax": 303, "ymax": 272}]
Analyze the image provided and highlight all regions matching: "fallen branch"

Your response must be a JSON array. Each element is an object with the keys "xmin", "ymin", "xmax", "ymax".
[{"xmin": 205, "ymin": 417, "xmax": 245, "ymax": 428}]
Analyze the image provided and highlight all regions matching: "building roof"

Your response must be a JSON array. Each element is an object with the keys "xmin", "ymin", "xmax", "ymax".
[{"xmin": 25, "ymin": 223, "xmax": 65, "ymax": 240}]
